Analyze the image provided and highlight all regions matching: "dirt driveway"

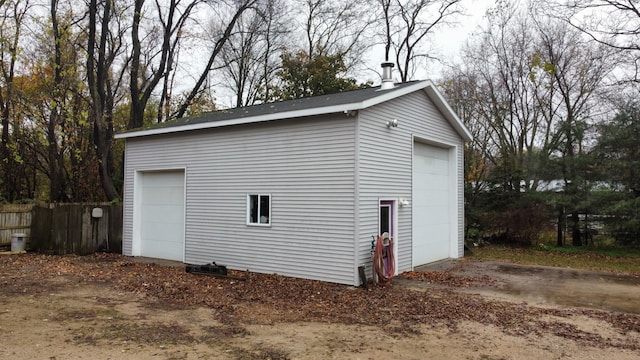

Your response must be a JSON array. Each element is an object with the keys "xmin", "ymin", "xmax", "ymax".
[
  {"xmin": 1, "ymin": 253, "xmax": 639, "ymax": 359},
  {"xmin": 411, "ymin": 259, "xmax": 640, "ymax": 315}
]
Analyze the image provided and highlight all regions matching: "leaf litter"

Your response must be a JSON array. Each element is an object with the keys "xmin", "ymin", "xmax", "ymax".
[{"xmin": 1, "ymin": 253, "xmax": 639, "ymax": 351}]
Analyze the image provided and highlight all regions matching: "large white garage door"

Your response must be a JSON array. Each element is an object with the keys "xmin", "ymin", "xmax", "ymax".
[
  {"xmin": 412, "ymin": 142, "xmax": 451, "ymax": 266},
  {"xmin": 139, "ymin": 170, "xmax": 185, "ymax": 261}
]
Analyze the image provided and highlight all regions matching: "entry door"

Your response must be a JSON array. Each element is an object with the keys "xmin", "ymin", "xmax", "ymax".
[{"xmin": 379, "ymin": 200, "xmax": 397, "ymax": 275}]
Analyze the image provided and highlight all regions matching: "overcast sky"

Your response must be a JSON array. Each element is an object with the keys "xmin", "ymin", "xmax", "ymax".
[
  {"xmin": 425, "ymin": 0, "xmax": 492, "ymax": 79},
  {"xmin": 218, "ymin": 0, "xmax": 494, "ymax": 107},
  {"xmin": 353, "ymin": 0, "xmax": 493, "ymax": 89},
  {"xmin": 438, "ymin": 0, "xmax": 492, "ymax": 56}
]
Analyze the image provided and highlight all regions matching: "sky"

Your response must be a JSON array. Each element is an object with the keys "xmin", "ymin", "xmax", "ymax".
[
  {"xmin": 217, "ymin": 0, "xmax": 494, "ymax": 108},
  {"xmin": 419, "ymin": 0, "xmax": 493, "ymax": 80},
  {"xmin": 341, "ymin": 0, "xmax": 494, "ymax": 91},
  {"xmin": 438, "ymin": 0, "xmax": 492, "ymax": 56}
]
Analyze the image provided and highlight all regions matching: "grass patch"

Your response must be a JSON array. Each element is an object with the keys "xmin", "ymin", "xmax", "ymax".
[{"xmin": 470, "ymin": 245, "xmax": 640, "ymax": 274}]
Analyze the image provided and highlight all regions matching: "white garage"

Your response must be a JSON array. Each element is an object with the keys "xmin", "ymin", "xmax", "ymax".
[
  {"xmin": 117, "ymin": 78, "xmax": 471, "ymax": 286},
  {"xmin": 412, "ymin": 142, "xmax": 453, "ymax": 266},
  {"xmin": 134, "ymin": 170, "xmax": 185, "ymax": 261}
]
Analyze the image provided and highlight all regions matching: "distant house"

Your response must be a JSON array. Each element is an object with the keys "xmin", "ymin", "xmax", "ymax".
[{"xmin": 115, "ymin": 73, "xmax": 472, "ymax": 286}]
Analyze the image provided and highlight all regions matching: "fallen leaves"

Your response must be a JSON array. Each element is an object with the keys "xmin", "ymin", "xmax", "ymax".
[
  {"xmin": 399, "ymin": 271, "xmax": 497, "ymax": 287},
  {"xmin": 1, "ymin": 252, "xmax": 639, "ymax": 351}
]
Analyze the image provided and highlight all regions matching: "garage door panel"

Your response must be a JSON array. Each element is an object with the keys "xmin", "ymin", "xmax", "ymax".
[
  {"xmin": 144, "ymin": 171, "xmax": 184, "ymax": 186},
  {"xmin": 414, "ymin": 223, "xmax": 449, "ymax": 260},
  {"xmin": 422, "ymin": 208, "xmax": 449, "ymax": 223},
  {"xmin": 414, "ymin": 143, "xmax": 448, "ymax": 159},
  {"xmin": 141, "ymin": 205, "xmax": 184, "ymax": 223},
  {"xmin": 417, "ymin": 190, "xmax": 448, "ymax": 206},
  {"xmin": 141, "ymin": 187, "xmax": 184, "ymax": 205},
  {"xmin": 141, "ymin": 240, "xmax": 183, "ymax": 260},
  {"xmin": 141, "ymin": 220, "xmax": 184, "ymax": 239},
  {"xmin": 413, "ymin": 142, "xmax": 451, "ymax": 266},
  {"xmin": 138, "ymin": 171, "xmax": 185, "ymax": 262}
]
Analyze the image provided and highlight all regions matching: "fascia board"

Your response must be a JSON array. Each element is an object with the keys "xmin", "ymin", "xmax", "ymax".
[{"xmin": 115, "ymin": 102, "xmax": 362, "ymax": 139}]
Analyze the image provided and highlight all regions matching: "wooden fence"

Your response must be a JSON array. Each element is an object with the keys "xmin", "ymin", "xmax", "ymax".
[
  {"xmin": 0, "ymin": 204, "xmax": 34, "ymax": 246},
  {"xmin": 0, "ymin": 203, "xmax": 122, "ymax": 255}
]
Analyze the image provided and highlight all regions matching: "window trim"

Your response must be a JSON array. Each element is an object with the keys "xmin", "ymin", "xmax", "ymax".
[{"xmin": 246, "ymin": 193, "xmax": 272, "ymax": 227}]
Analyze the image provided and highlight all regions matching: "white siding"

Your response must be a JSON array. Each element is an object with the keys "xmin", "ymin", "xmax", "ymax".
[
  {"xmin": 357, "ymin": 90, "xmax": 464, "ymax": 273},
  {"xmin": 122, "ymin": 115, "xmax": 357, "ymax": 285}
]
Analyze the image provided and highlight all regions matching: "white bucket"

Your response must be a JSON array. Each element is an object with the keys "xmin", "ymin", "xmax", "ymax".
[{"xmin": 11, "ymin": 233, "xmax": 26, "ymax": 252}]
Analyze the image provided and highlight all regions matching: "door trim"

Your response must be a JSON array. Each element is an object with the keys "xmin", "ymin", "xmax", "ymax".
[{"xmin": 378, "ymin": 198, "xmax": 398, "ymax": 275}]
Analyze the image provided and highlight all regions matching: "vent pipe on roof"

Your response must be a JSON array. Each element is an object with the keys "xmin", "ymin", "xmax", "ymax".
[{"xmin": 380, "ymin": 62, "xmax": 395, "ymax": 90}]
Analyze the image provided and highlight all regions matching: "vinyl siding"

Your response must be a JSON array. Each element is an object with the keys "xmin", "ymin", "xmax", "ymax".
[
  {"xmin": 357, "ymin": 90, "xmax": 464, "ymax": 273},
  {"xmin": 122, "ymin": 115, "xmax": 357, "ymax": 285}
]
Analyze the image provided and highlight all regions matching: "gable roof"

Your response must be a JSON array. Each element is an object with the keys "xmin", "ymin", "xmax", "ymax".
[{"xmin": 115, "ymin": 80, "xmax": 472, "ymax": 141}]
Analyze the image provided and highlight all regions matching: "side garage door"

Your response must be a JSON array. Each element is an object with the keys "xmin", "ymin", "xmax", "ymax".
[
  {"xmin": 139, "ymin": 170, "xmax": 185, "ymax": 261},
  {"xmin": 412, "ymin": 142, "xmax": 451, "ymax": 266}
]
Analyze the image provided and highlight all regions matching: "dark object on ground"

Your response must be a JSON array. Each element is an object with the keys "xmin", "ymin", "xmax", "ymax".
[
  {"xmin": 186, "ymin": 262, "xmax": 228, "ymax": 276},
  {"xmin": 358, "ymin": 265, "xmax": 368, "ymax": 289}
]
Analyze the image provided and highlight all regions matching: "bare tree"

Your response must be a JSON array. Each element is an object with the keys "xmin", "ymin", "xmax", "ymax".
[
  {"xmin": 47, "ymin": 0, "xmax": 72, "ymax": 201},
  {"xmin": 298, "ymin": 0, "xmax": 372, "ymax": 68},
  {"xmin": 86, "ymin": 0, "xmax": 130, "ymax": 200},
  {"xmin": 440, "ymin": 70, "xmax": 493, "ymax": 197},
  {"xmin": 457, "ymin": 4, "xmax": 557, "ymax": 193},
  {"xmin": 172, "ymin": 0, "xmax": 257, "ymax": 119},
  {"xmin": 129, "ymin": 0, "xmax": 203, "ymax": 129},
  {"xmin": 449, "ymin": 2, "xmax": 617, "ymax": 245},
  {"xmin": 257, "ymin": 0, "xmax": 287, "ymax": 103},
  {"xmin": 534, "ymin": 17, "xmax": 616, "ymax": 245},
  {"xmin": 538, "ymin": 0, "xmax": 640, "ymax": 81},
  {"xmin": 377, "ymin": 0, "xmax": 463, "ymax": 82},
  {"xmin": 219, "ymin": 0, "xmax": 288, "ymax": 107}
]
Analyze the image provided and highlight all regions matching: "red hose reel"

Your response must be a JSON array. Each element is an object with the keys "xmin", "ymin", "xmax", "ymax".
[{"xmin": 372, "ymin": 232, "xmax": 395, "ymax": 285}]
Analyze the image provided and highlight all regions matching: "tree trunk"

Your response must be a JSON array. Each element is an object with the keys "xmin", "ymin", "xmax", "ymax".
[
  {"xmin": 87, "ymin": 0, "xmax": 119, "ymax": 201},
  {"xmin": 557, "ymin": 206, "xmax": 564, "ymax": 247},
  {"xmin": 0, "ymin": 100, "xmax": 14, "ymax": 202},
  {"xmin": 48, "ymin": 0, "xmax": 68, "ymax": 202},
  {"xmin": 571, "ymin": 212, "xmax": 582, "ymax": 246},
  {"xmin": 128, "ymin": 0, "xmax": 144, "ymax": 129},
  {"xmin": 47, "ymin": 112, "xmax": 67, "ymax": 202}
]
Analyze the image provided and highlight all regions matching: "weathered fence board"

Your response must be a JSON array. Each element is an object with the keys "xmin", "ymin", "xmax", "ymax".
[
  {"xmin": 0, "ymin": 204, "xmax": 34, "ymax": 246},
  {"xmin": 29, "ymin": 203, "xmax": 123, "ymax": 255}
]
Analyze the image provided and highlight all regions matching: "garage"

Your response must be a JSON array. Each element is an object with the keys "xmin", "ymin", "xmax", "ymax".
[
  {"xmin": 118, "ymin": 79, "xmax": 471, "ymax": 285},
  {"xmin": 412, "ymin": 142, "xmax": 452, "ymax": 266},
  {"xmin": 137, "ymin": 170, "xmax": 185, "ymax": 261}
]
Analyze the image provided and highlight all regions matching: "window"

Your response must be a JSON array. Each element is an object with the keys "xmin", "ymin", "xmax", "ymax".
[
  {"xmin": 380, "ymin": 204, "xmax": 391, "ymax": 235},
  {"xmin": 247, "ymin": 194, "xmax": 271, "ymax": 226},
  {"xmin": 379, "ymin": 200, "xmax": 394, "ymax": 237}
]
